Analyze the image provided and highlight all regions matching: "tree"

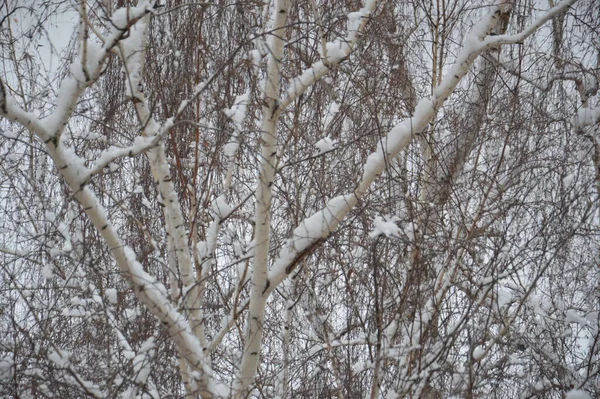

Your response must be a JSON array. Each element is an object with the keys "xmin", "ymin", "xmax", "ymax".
[{"xmin": 1, "ymin": 0, "xmax": 599, "ymax": 397}]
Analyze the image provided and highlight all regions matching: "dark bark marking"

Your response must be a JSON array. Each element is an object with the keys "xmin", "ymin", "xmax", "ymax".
[{"xmin": 262, "ymin": 279, "xmax": 270, "ymax": 295}]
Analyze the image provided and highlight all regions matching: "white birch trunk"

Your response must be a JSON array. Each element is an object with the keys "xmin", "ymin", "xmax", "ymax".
[{"xmin": 234, "ymin": 1, "xmax": 289, "ymax": 395}]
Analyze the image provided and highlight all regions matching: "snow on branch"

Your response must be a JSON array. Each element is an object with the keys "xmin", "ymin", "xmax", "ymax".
[
  {"xmin": 267, "ymin": 194, "xmax": 356, "ymax": 288},
  {"xmin": 48, "ymin": 347, "xmax": 106, "ymax": 398},
  {"xmin": 480, "ymin": 0, "xmax": 577, "ymax": 49},
  {"xmin": 46, "ymin": 3, "xmax": 156, "ymax": 144},
  {"xmin": 83, "ymin": 136, "xmax": 158, "ymax": 181},
  {"xmin": 235, "ymin": 0, "xmax": 291, "ymax": 393},
  {"xmin": 265, "ymin": 0, "xmax": 575, "ymax": 297},
  {"xmin": 575, "ymin": 107, "xmax": 600, "ymax": 128},
  {"xmin": 280, "ymin": 0, "xmax": 380, "ymax": 110},
  {"xmin": 0, "ymin": 78, "xmax": 50, "ymax": 141},
  {"xmin": 115, "ymin": 5, "xmax": 213, "ymax": 369}
]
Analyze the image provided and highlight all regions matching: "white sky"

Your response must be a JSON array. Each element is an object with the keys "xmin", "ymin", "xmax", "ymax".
[{"xmin": 9, "ymin": 1, "xmax": 77, "ymax": 75}]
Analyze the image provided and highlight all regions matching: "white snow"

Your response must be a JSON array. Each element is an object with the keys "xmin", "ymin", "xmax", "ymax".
[
  {"xmin": 82, "ymin": 41, "xmax": 105, "ymax": 77},
  {"xmin": 565, "ymin": 309, "xmax": 588, "ymax": 326},
  {"xmin": 369, "ymin": 215, "xmax": 401, "ymax": 238},
  {"xmin": 70, "ymin": 296, "xmax": 85, "ymax": 307},
  {"xmin": 233, "ymin": 241, "xmax": 244, "ymax": 258},
  {"xmin": 323, "ymin": 101, "xmax": 340, "ymax": 131},
  {"xmin": 0, "ymin": 355, "xmax": 14, "ymax": 382},
  {"xmin": 347, "ymin": 11, "xmax": 366, "ymax": 33},
  {"xmin": 45, "ymin": 211, "xmax": 56, "ymax": 222},
  {"xmin": 90, "ymin": 137, "xmax": 155, "ymax": 177},
  {"xmin": 563, "ymin": 173, "xmax": 575, "ymax": 188},
  {"xmin": 472, "ymin": 345, "xmax": 485, "ymax": 360},
  {"xmin": 42, "ymin": 265, "xmax": 54, "ymax": 280},
  {"xmin": 212, "ymin": 195, "xmax": 232, "ymax": 219},
  {"xmin": 223, "ymin": 92, "xmax": 249, "ymax": 159},
  {"xmin": 574, "ymin": 107, "xmax": 600, "ymax": 127},
  {"xmin": 565, "ymin": 389, "xmax": 592, "ymax": 399},
  {"xmin": 58, "ymin": 222, "xmax": 72, "ymax": 252},
  {"xmin": 142, "ymin": 196, "xmax": 153, "ymax": 209},
  {"xmin": 345, "ymin": 4, "xmax": 372, "ymax": 41},
  {"xmin": 124, "ymin": 307, "xmax": 140, "ymax": 322},
  {"xmin": 223, "ymin": 140, "xmax": 239, "ymax": 158},
  {"xmin": 352, "ymin": 361, "xmax": 366, "ymax": 375},
  {"xmin": 320, "ymin": 40, "xmax": 350, "ymax": 64},
  {"xmin": 196, "ymin": 241, "xmax": 208, "ymax": 260},
  {"xmin": 49, "ymin": 247, "xmax": 61, "ymax": 258},
  {"xmin": 212, "ymin": 382, "xmax": 232, "ymax": 398},
  {"xmin": 57, "ymin": 144, "xmax": 89, "ymax": 179},
  {"xmin": 106, "ymin": 288, "xmax": 118, "ymax": 305},
  {"xmin": 404, "ymin": 223, "xmax": 415, "ymax": 241},
  {"xmin": 308, "ymin": 344, "xmax": 321, "ymax": 357},
  {"xmin": 62, "ymin": 308, "xmax": 88, "ymax": 317},
  {"xmin": 315, "ymin": 137, "xmax": 336, "ymax": 153},
  {"xmin": 224, "ymin": 92, "xmax": 249, "ymax": 126},
  {"xmin": 48, "ymin": 349, "xmax": 70, "ymax": 368},
  {"xmin": 133, "ymin": 337, "xmax": 155, "ymax": 384},
  {"xmin": 582, "ymin": 73, "xmax": 599, "ymax": 98},
  {"xmin": 362, "ymin": 152, "xmax": 384, "ymax": 182},
  {"xmin": 267, "ymin": 194, "xmax": 357, "ymax": 290},
  {"xmin": 291, "ymin": 195, "xmax": 353, "ymax": 251},
  {"xmin": 42, "ymin": 75, "xmax": 80, "ymax": 134},
  {"xmin": 496, "ymin": 287, "xmax": 513, "ymax": 309},
  {"xmin": 384, "ymin": 320, "xmax": 397, "ymax": 341},
  {"xmin": 249, "ymin": 49, "xmax": 262, "ymax": 68},
  {"xmin": 111, "ymin": 5, "xmax": 147, "ymax": 30}
]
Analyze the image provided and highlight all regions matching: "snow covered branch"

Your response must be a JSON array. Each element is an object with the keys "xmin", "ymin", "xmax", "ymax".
[
  {"xmin": 279, "ymin": 0, "xmax": 380, "ymax": 111},
  {"xmin": 265, "ymin": 0, "xmax": 577, "ymax": 296},
  {"xmin": 235, "ymin": 0, "xmax": 290, "ymax": 395}
]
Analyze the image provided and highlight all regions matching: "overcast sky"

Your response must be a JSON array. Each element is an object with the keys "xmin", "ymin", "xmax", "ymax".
[{"xmin": 10, "ymin": 1, "xmax": 77, "ymax": 75}]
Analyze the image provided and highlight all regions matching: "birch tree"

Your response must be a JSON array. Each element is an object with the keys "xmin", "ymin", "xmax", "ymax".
[{"xmin": 1, "ymin": 0, "xmax": 599, "ymax": 398}]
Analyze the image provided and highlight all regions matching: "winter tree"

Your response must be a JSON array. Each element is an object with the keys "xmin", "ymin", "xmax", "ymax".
[{"xmin": 1, "ymin": 0, "xmax": 599, "ymax": 398}]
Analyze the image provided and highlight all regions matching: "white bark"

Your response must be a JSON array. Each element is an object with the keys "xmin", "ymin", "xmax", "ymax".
[
  {"xmin": 117, "ymin": 13, "xmax": 213, "ymax": 396},
  {"xmin": 234, "ymin": 0, "xmax": 290, "ymax": 395}
]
